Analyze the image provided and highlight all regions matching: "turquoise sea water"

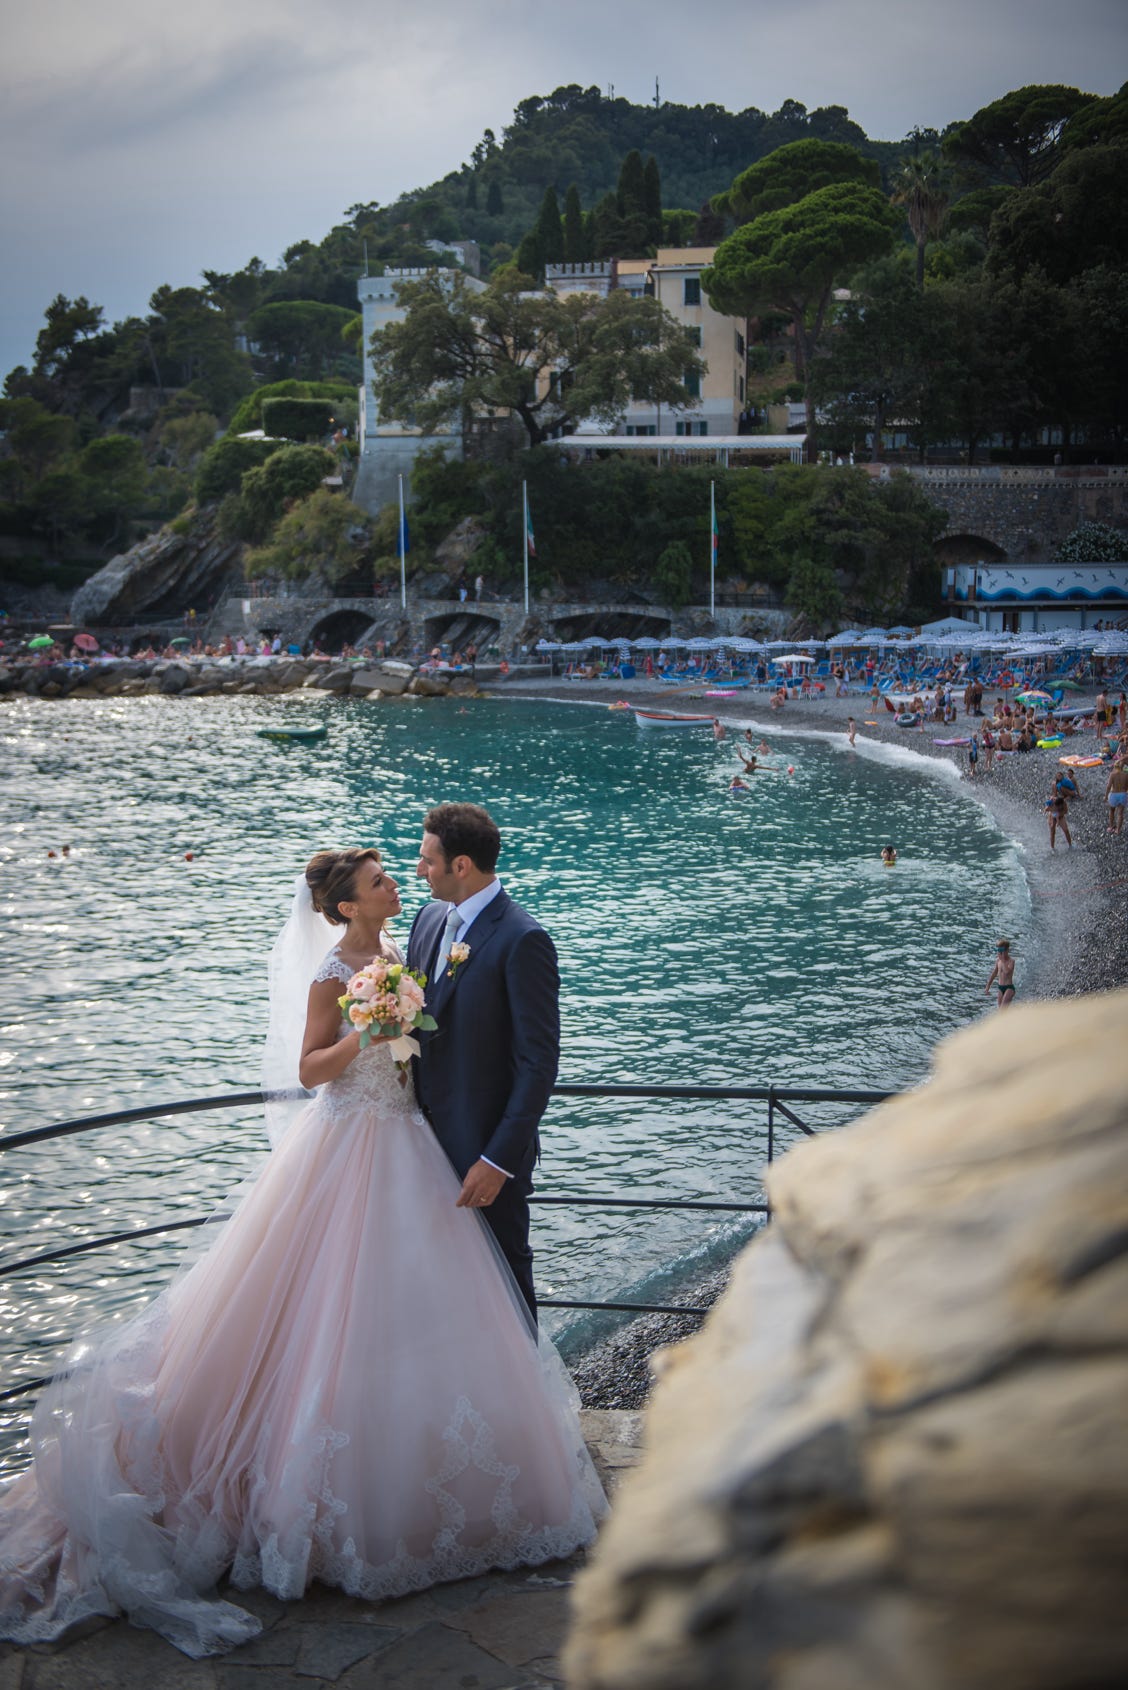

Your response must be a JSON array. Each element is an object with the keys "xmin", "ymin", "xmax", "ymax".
[{"xmin": 0, "ymin": 692, "xmax": 1030, "ymax": 1471}]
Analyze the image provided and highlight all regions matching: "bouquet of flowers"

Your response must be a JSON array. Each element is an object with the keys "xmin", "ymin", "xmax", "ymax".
[{"xmin": 338, "ymin": 956, "xmax": 437, "ymax": 1082}]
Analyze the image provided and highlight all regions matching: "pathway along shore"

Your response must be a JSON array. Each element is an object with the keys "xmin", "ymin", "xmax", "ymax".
[{"xmin": 493, "ymin": 674, "xmax": 1128, "ymax": 1409}]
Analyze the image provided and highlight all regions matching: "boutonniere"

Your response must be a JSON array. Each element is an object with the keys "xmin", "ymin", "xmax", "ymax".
[{"xmin": 446, "ymin": 941, "xmax": 470, "ymax": 979}]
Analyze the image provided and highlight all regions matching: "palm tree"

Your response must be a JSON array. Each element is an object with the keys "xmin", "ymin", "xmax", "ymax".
[{"xmin": 891, "ymin": 152, "xmax": 951, "ymax": 291}]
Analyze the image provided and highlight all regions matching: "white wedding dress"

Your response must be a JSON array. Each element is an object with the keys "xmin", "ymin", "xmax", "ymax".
[{"xmin": 0, "ymin": 950, "xmax": 606, "ymax": 1657}]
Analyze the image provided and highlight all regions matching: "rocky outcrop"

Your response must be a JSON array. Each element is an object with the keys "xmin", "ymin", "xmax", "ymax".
[
  {"xmin": 564, "ymin": 990, "xmax": 1128, "ymax": 1690},
  {"xmin": 70, "ymin": 511, "xmax": 242, "ymax": 627},
  {"xmin": 433, "ymin": 515, "xmax": 489, "ymax": 573}
]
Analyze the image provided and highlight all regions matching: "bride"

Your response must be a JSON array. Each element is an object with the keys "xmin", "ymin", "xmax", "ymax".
[{"xmin": 0, "ymin": 847, "xmax": 605, "ymax": 1657}]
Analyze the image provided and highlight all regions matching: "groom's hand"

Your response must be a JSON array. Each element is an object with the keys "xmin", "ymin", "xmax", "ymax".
[{"xmin": 456, "ymin": 1159, "xmax": 508, "ymax": 1209}]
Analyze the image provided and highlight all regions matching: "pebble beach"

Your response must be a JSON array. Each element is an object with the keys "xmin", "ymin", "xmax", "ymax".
[{"xmin": 493, "ymin": 673, "xmax": 1128, "ymax": 1407}]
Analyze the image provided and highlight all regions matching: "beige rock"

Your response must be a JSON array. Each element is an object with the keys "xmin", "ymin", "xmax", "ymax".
[
  {"xmin": 564, "ymin": 991, "xmax": 1128, "ymax": 1690},
  {"xmin": 370, "ymin": 663, "xmax": 413, "ymax": 697}
]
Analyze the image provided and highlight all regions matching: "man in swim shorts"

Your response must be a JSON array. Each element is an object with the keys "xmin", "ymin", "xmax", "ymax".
[
  {"xmin": 985, "ymin": 941, "xmax": 1016, "ymax": 1008},
  {"xmin": 1106, "ymin": 762, "xmax": 1128, "ymax": 834}
]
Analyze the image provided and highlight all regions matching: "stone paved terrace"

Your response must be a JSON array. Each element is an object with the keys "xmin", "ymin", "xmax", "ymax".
[{"xmin": 0, "ymin": 1411, "xmax": 644, "ymax": 1690}]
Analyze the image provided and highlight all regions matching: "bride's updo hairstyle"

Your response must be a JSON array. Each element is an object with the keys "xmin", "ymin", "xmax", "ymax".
[{"xmin": 305, "ymin": 847, "xmax": 382, "ymax": 926}]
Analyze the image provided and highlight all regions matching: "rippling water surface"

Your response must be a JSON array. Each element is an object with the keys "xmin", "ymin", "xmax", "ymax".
[{"xmin": 0, "ymin": 692, "xmax": 1030, "ymax": 1470}]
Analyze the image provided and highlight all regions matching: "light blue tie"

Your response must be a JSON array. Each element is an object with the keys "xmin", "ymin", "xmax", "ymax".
[{"xmin": 436, "ymin": 904, "xmax": 462, "ymax": 973}]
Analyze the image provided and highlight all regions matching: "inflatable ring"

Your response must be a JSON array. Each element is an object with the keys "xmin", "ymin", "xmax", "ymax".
[{"xmin": 894, "ymin": 712, "xmax": 919, "ymax": 727}]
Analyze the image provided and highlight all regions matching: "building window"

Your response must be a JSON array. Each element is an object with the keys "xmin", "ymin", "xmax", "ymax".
[
  {"xmin": 739, "ymin": 374, "xmax": 745, "ymax": 402},
  {"xmin": 735, "ymin": 331, "xmax": 745, "ymax": 357},
  {"xmin": 684, "ymin": 371, "xmax": 701, "ymax": 399},
  {"xmin": 675, "ymin": 420, "xmax": 709, "ymax": 437},
  {"xmin": 683, "ymin": 277, "xmax": 701, "ymax": 306},
  {"xmin": 625, "ymin": 425, "xmax": 657, "ymax": 436}
]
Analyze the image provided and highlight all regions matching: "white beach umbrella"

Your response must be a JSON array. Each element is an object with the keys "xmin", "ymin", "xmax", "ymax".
[
  {"xmin": 632, "ymin": 636, "xmax": 662, "ymax": 649},
  {"xmin": 826, "ymin": 629, "xmax": 863, "ymax": 646}
]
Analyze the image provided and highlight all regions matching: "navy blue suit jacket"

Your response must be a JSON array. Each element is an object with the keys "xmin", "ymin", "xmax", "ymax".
[{"xmin": 407, "ymin": 888, "xmax": 559, "ymax": 1181}]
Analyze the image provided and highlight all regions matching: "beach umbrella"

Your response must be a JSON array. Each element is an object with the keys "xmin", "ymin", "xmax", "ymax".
[
  {"xmin": 72, "ymin": 633, "xmax": 99, "ymax": 652},
  {"xmin": 772, "ymin": 651, "xmax": 815, "ymax": 665},
  {"xmin": 826, "ymin": 629, "xmax": 863, "ymax": 646},
  {"xmin": 1016, "ymin": 689, "xmax": 1054, "ymax": 704},
  {"xmin": 632, "ymin": 636, "xmax": 661, "ymax": 649},
  {"xmin": 27, "ymin": 635, "xmax": 54, "ymax": 649},
  {"xmin": 1053, "ymin": 679, "xmax": 1083, "ymax": 690},
  {"xmin": 169, "ymin": 636, "xmax": 191, "ymax": 647}
]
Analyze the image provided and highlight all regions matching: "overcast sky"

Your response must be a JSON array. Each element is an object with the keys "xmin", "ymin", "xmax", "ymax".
[{"xmin": 2, "ymin": 0, "xmax": 1124, "ymax": 380}]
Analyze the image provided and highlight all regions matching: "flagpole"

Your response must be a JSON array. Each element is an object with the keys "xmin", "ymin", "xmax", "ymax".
[
  {"xmin": 709, "ymin": 479, "xmax": 716, "ymax": 619},
  {"xmin": 522, "ymin": 480, "xmax": 530, "ymax": 614},
  {"xmin": 398, "ymin": 474, "xmax": 406, "ymax": 611}
]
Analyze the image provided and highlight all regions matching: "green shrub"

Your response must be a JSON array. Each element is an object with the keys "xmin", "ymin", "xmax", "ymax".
[
  {"xmin": 261, "ymin": 398, "xmax": 336, "ymax": 441},
  {"xmin": 1054, "ymin": 520, "xmax": 1128, "ymax": 563},
  {"xmin": 196, "ymin": 436, "xmax": 278, "ymax": 503},
  {"xmin": 227, "ymin": 380, "xmax": 356, "ymax": 437}
]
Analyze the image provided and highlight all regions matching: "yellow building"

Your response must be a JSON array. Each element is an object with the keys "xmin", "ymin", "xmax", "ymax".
[{"xmin": 546, "ymin": 248, "xmax": 748, "ymax": 438}]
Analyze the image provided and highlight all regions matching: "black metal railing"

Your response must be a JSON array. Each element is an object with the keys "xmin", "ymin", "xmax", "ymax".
[{"xmin": 0, "ymin": 1079, "xmax": 893, "ymax": 1407}]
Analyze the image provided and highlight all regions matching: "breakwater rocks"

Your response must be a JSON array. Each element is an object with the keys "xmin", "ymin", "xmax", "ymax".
[
  {"xmin": 564, "ymin": 988, "xmax": 1128, "ymax": 1690},
  {"xmin": 0, "ymin": 657, "xmax": 485, "ymax": 702}
]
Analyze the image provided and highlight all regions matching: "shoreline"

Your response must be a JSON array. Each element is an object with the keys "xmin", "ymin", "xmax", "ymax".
[{"xmin": 491, "ymin": 674, "xmax": 1127, "ymax": 1004}]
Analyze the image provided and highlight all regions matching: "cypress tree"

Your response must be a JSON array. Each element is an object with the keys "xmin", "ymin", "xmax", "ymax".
[
  {"xmin": 515, "ymin": 228, "xmax": 543, "ymax": 281},
  {"xmin": 616, "ymin": 150, "xmax": 648, "ymax": 254},
  {"xmin": 535, "ymin": 185, "xmax": 565, "ymax": 266},
  {"xmin": 466, "ymin": 175, "xmax": 478, "ymax": 210},
  {"xmin": 617, "ymin": 149, "xmax": 646, "ymax": 219},
  {"xmin": 643, "ymin": 155, "xmax": 663, "ymax": 248},
  {"xmin": 486, "ymin": 178, "xmax": 504, "ymax": 216},
  {"xmin": 563, "ymin": 184, "xmax": 586, "ymax": 262}
]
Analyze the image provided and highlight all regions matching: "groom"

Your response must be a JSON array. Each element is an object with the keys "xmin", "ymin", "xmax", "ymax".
[{"xmin": 408, "ymin": 802, "xmax": 559, "ymax": 1318}]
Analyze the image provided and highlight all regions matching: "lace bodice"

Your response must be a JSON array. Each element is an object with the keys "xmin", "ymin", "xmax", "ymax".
[{"xmin": 313, "ymin": 946, "xmax": 418, "ymax": 1120}]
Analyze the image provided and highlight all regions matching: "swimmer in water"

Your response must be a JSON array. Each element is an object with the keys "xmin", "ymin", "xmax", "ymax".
[
  {"xmin": 729, "ymin": 776, "xmax": 750, "ymax": 793},
  {"xmin": 880, "ymin": 844, "xmax": 897, "ymax": 865}
]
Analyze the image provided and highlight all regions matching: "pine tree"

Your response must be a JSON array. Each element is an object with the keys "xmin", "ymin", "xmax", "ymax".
[
  {"xmin": 486, "ymin": 178, "xmax": 504, "ymax": 216},
  {"xmin": 563, "ymin": 184, "xmax": 587, "ymax": 262},
  {"xmin": 643, "ymin": 155, "xmax": 663, "ymax": 249}
]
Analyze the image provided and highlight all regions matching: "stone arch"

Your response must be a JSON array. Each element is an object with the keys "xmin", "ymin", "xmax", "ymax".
[
  {"xmin": 306, "ymin": 608, "xmax": 377, "ymax": 650},
  {"xmin": 934, "ymin": 533, "xmax": 1008, "ymax": 566}
]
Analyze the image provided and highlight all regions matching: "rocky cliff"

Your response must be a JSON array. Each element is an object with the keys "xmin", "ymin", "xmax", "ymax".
[{"xmin": 69, "ymin": 511, "xmax": 243, "ymax": 627}]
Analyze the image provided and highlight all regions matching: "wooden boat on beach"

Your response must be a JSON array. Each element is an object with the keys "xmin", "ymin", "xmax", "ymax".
[
  {"xmin": 634, "ymin": 709, "xmax": 715, "ymax": 729},
  {"xmin": 256, "ymin": 724, "xmax": 329, "ymax": 743}
]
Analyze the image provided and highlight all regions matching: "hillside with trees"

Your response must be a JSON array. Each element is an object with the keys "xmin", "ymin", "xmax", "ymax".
[{"xmin": 2, "ymin": 79, "xmax": 1125, "ymax": 622}]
